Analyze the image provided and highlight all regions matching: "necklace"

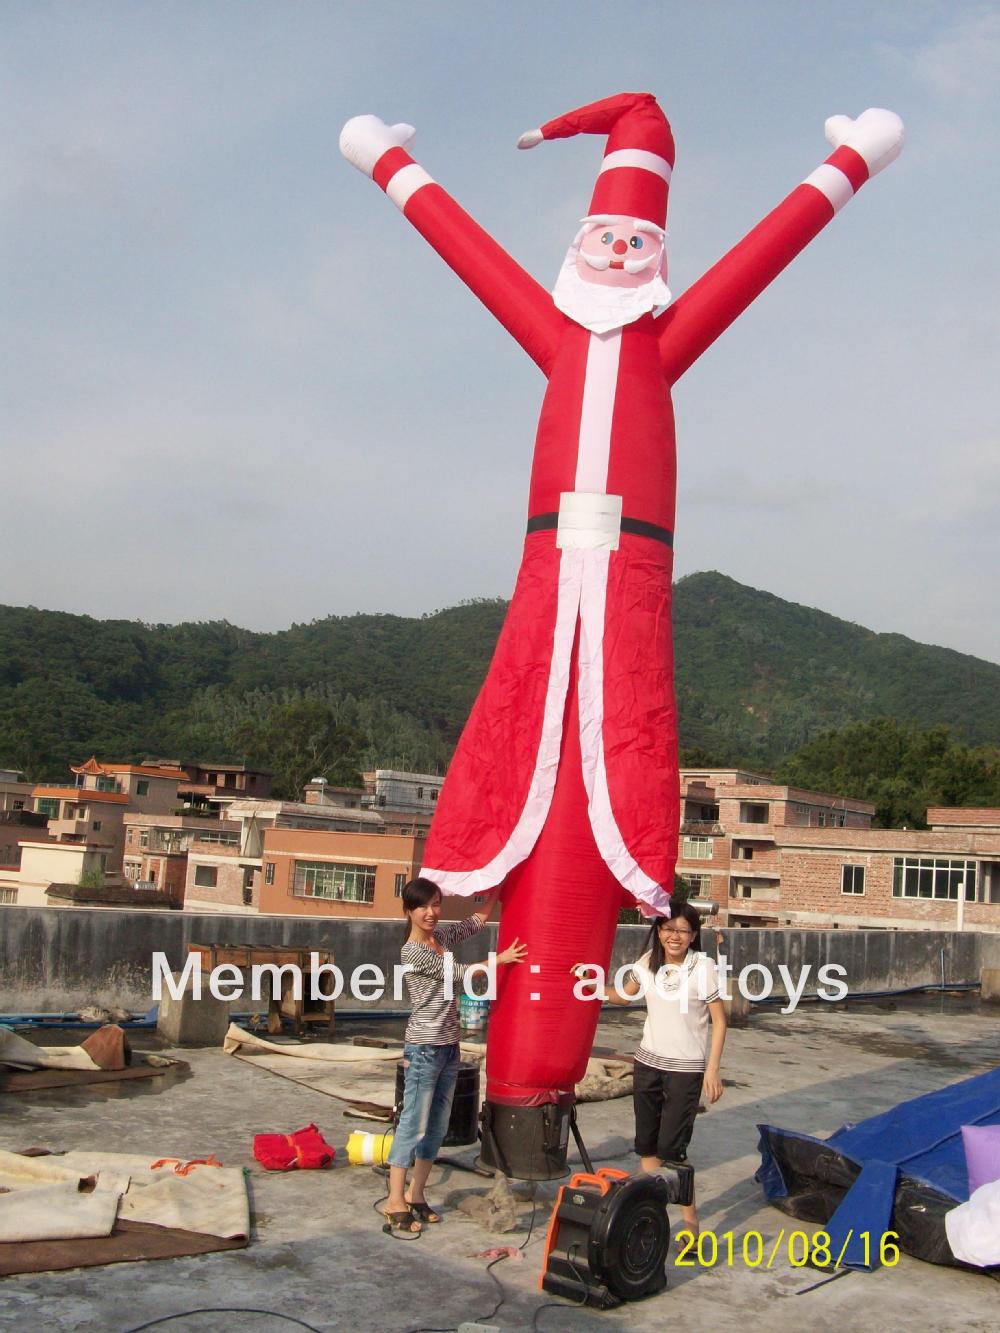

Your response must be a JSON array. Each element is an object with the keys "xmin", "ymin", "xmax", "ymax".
[{"xmin": 654, "ymin": 953, "xmax": 697, "ymax": 993}]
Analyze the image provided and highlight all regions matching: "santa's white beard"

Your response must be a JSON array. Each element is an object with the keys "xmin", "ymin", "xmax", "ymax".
[{"xmin": 552, "ymin": 248, "xmax": 672, "ymax": 335}]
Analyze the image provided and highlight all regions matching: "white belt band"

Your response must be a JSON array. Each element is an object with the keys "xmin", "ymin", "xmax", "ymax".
[{"xmin": 556, "ymin": 492, "xmax": 623, "ymax": 550}]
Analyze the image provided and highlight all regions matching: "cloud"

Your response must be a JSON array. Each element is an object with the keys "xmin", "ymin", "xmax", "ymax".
[{"xmin": 903, "ymin": 10, "xmax": 1000, "ymax": 103}]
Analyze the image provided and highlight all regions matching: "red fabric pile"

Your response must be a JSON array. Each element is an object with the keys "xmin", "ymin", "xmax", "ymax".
[{"xmin": 252, "ymin": 1124, "xmax": 335, "ymax": 1171}]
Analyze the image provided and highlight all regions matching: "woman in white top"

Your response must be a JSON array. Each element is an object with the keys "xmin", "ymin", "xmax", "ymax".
[{"xmin": 576, "ymin": 901, "xmax": 727, "ymax": 1235}]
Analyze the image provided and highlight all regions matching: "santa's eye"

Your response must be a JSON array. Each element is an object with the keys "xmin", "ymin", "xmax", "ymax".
[
  {"xmin": 629, "ymin": 235, "xmax": 644, "ymax": 250},
  {"xmin": 600, "ymin": 231, "xmax": 614, "ymax": 245}
]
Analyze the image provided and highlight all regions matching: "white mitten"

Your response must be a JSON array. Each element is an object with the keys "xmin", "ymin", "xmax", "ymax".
[
  {"xmin": 340, "ymin": 115, "xmax": 417, "ymax": 177},
  {"xmin": 824, "ymin": 108, "xmax": 904, "ymax": 177}
]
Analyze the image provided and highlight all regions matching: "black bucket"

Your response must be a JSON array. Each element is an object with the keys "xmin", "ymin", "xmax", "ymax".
[
  {"xmin": 476, "ymin": 1099, "xmax": 573, "ymax": 1179},
  {"xmin": 393, "ymin": 1060, "xmax": 480, "ymax": 1148}
]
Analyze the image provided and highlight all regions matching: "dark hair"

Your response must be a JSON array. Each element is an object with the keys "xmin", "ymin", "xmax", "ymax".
[
  {"xmin": 400, "ymin": 877, "xmax": 442, "ymax": 941},
  {"xmin": 646, "ymin": 900, "xmax": 702, "ymax": 972}
]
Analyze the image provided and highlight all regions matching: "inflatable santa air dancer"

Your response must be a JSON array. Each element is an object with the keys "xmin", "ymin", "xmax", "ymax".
[{"xmin": 341, "ymin": 93, "xmax": 903, "ymax": 1148}]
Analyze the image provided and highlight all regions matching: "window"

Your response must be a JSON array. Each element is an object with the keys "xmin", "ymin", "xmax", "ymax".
[
  {"xmin": 394, "ymin": 873, "xmax": 407, "ymax": 898},
  {"xmin": 37, "ymin": 798, "xmax": 60, "ymax": 818},
  {"xmin": 842, "ymin": 864, "xmax": 866, "ymax": 895},
  {"xmin": 126, "ymin": 829, "xmax": 134, "ymax": 844},
  {"xmin": 293, "ymin": 860, "xmax": 376, "ymax": 903},
  {"xmin": 892, "ymin": 858, "xmax": 977, "ymax": 901},
  {"xmin": 0, "ymin": 888, "xmax": 16, "ymax": 904},
  {"xmin": 740, "ymin": 802, "xmax": 769, "ymax": 824},
  {"xmin": 96, "ymin": 776, "xmax": 117, "ymax": 792},
  {"xmin": 679, "ymin": 874, "xmax": 710, "ymax": 897},
  {"xmin": 93, "ymin": 820, "xmax": 102, "ymax": 832},
  {"xmin": 265, "ymin": 862, "xmax": 275, "ymax": 885},
  {"xmin": 194, "ymin": 865, "xmax": 218, "ymax": 888},
  {"xmin": 12, "ymin": 799, "xmax": 23, "ymax": 811},
  {"xmin": 735, "ymin": 845, "xmax": 754, "ymax": 861},
  {"xmin": 416, "ymin": 786, "xmax": 424, "ymax": 799},
  {"xmin": 430, "ymin": 790, "xmax": 438, "ymax": 802},
  {"xmin": 136, "ymin": 780, "xmax": 150, "ymax": 796},
  {"xmin": 140, "ymin": 831, "xmax": 149, "ymax": 849},
  {"xmin": 681, "ymin": 836, "xmax": 712, "ymax": 860}
]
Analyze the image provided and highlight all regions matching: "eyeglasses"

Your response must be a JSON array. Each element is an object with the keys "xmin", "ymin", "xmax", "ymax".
[{"xmin": 660, "ymin": 927, "xmax": 694, "ymax": 937}]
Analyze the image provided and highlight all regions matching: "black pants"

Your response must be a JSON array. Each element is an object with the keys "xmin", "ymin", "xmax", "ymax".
[{"xmin": 632, "ymin": 1063, "xmax": 704, "ymax": 1162}]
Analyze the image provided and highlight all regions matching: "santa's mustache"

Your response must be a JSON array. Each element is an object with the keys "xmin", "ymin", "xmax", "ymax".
[{"xmin": 580, "ymin": 249, "xmax": 662, "ymax": 275}]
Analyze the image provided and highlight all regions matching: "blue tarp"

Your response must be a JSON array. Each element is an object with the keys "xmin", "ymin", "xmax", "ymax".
[{"xmin": 757, "ymin": 1067, "xmax": 1000, "ymax": 1269}]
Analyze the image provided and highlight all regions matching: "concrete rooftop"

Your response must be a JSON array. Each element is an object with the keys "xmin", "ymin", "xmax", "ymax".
[{"xmin": 1, "ymin": 998, "xmax": 998, "ymax": 1333}]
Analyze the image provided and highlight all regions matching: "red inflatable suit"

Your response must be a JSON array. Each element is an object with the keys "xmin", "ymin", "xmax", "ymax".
[{"xmin": 341, "ymin": 94, "xmax": 903, "ymax": 1106}]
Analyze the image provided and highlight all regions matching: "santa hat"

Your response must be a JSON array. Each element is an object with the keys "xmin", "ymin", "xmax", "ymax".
[{"xmin": 518, "ymin": 92, "xmax": 674, "ymax": 230}]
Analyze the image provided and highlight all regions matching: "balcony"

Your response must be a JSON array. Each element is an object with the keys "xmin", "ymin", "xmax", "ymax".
[
  {"xmin": 680, "ymin": 821, "xmax": 723, "ymax": 837},
  {"xmin": 188, "ymin": 837, "xmax": 244, "ymax": 857},
  {"xmin": 729, "ymin": 825, "xmax": 776, "ymax": 842}
]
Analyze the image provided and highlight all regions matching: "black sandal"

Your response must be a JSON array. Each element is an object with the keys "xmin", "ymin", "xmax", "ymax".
[
  {"xmin": 383, "ymin": 1207, "xmax": 421, "ymax": 1233},
  {"xmin": 405, "ymin": 1199, "xmax": 441, "ymax": 1224}
]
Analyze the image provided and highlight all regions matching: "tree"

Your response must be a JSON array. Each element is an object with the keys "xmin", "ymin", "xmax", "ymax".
[
  {"xmin": 231, "ymin": 698, "xmax": 364, "ymax": 800},
  {"xmin": 778, "ymin": 717, "xmax": 1000, "ymax": 828}
]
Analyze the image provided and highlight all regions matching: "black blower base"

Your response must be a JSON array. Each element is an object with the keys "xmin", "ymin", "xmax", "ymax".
[{"xmin": 541, "ymin": 1168, "xmax": 677, "ymax": 1308}]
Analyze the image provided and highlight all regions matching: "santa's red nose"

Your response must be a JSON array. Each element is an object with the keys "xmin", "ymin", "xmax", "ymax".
[{"xmin": 612, "ymin": 239, "xmax": 628, "ymax": 255}]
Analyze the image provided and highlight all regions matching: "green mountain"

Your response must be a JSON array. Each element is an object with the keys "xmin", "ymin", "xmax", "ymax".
[
  {"xmin": 671, "ymin": 572, "xmax": 1000, "ymax": 762},
  {"xmin": 1, "ymin": 572, "xmax": 998, "ymax": 786}
]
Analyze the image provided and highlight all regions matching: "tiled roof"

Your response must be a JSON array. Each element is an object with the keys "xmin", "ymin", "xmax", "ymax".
[
  {"xmin": 70, "ymin": 756, "xmax": 186, "ymax": 780},
  {"xmin": 32, "ymin": 786, "xmax": 130, "ymax": 804}
]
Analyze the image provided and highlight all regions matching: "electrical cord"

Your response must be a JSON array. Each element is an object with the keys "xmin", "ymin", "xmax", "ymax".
[
  {"xmin": 123, "ymin": 1309, "xmax": 326, "ymax": 1332},
  {"xmin": 404, "ymin": 1191, "xmax": 546, "ymax": 1333},
  {"xmin": 530, "ymin": 1243, "xmax": 592, "ymax": 1330}
]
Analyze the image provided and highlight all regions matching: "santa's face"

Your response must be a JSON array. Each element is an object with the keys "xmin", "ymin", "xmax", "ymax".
[
  {"xmin": 576, "ymin": 220, "xmax": 664, "ymax": 289},
  {"xmin": 552, "ymin": 215, "xmax": 671, "ymax": 335}
]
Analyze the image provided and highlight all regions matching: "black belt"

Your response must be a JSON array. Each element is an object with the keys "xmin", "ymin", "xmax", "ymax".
[{"xmin": 526, "ymin": 512, "xmax": 673, "ymax": 548}]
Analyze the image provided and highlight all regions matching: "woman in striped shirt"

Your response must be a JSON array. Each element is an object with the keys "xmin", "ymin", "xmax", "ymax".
[
  {"xmin": 575, "ymin": 901, "xmax": 726, "ymax": 1236},
  {"xmin": 384, "ymin": 878, "xmax": 527, "ymax": 1233}
]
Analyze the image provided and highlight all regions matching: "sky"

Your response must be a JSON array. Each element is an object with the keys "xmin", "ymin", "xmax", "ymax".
[{"xmin": 3, "ymin": 1, "xmax": 998, "ymax": 665}]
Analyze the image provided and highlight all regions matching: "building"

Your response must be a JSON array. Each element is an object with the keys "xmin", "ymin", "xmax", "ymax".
[
  {"xmin": 30, "ymin": 787, "xmax": 131, "ymax": 878},
  {"xmin": 122, "ymin": 813, "xmax": 241, "ymax": 905},
  {"xmin": 4, "ymin": 840, "xmax": 116, "ymax": 908},
  {"xmin": 163, "ymin": 761, "xmax": 273, "ymax": 816},
  {"xmin": 674, "ymin": 769, "xmax": 1000, "ymax": 932},
  {"xmin": 773, "ymin": 813, "xmax": 1000, "ymax": 932},
  {"xmin": 183, "ymin": 798, "xmax": 390, "ymax": 914},
  {"xmin": 675, "ymin": 768, "xmax": 874, "ymax": 922},
  {"xmin": 70, "ymin": 757, "xmax": 188, "ymax": 811},
  {"xmin": 0, "ymin": 810, "xmax": 51, "ymax": 904},
  {"xmin": 0, "ymin": 769, "xmax": 34, "ymax": 814},
  {"xmin": 362, "ymin": 770, "xmax": 444, "ymax": 817},
  {"xmin": 257, "ymin": 826, "xmax": 429, "ymax": 920},
  {"xmin": 303, "ymin": 778, "xmax": 368, "ymax": 809}
]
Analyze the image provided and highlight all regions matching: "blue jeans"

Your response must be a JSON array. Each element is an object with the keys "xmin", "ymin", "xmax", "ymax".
[{"xmin": 388, "ymin": 1043, "xmax": 459, "ymax": 1168}]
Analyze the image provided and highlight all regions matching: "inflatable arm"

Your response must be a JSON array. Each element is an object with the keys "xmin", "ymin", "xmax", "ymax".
[
  {"xmin": 340, "ymin": 115, "xmax": 565, "ymax": 375},
  {"xmin": 659, "ymin": 109, "xmax": 904, "ymax": 383}
]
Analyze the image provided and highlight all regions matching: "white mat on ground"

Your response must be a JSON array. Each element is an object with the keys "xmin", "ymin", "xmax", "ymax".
[
  {"xmin": 221, "ymin": 1028, "xmax": 630, "ymax": 1104},
  {"xmin": 223, "ymin": 1024, "xmax": 403, "ymax": 1061},
  {"xmin": 0, "ymin": 1149, "xmax": 248, "ymax": 1243},
  {"xmin": 0, "ymin": 1027, "xmax": 100, "ymax": 1071}
]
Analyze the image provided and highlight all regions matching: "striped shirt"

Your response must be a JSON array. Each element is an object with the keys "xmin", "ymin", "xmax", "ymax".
[
  {"xmin": 624, "ymin": 951, "xmax": 721, "ymax": 1074},
  {"xmin": 401, "ymin": 914, "xmax": 486, "ymax": 1045}
]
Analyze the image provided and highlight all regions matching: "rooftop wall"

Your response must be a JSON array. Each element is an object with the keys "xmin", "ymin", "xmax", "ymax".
[{"xmin": 0, "ymin": 906, "xmax": 990, "ymax": 1016}]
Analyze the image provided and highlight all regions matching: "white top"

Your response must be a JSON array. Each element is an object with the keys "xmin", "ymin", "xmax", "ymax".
[{"xmin": 626, "ymin": 950, "xmax": 721, "ymax": 1073}]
